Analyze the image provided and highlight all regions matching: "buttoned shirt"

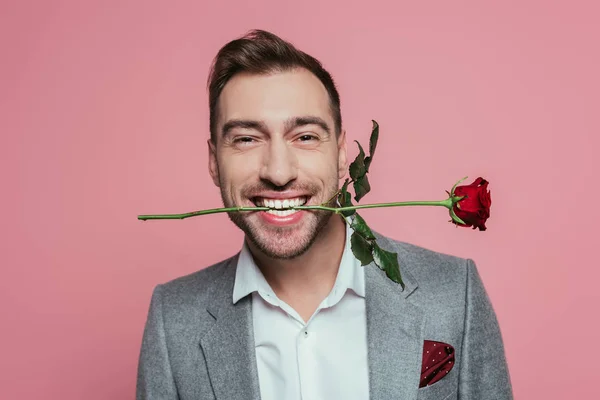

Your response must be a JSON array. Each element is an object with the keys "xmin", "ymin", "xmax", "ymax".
[{"xmin": 232, "ymin": 221, "xmax": 369, "ymax": 400}]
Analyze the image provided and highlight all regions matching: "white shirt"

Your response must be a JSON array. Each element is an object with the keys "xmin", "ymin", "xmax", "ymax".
[{"xmin": 232, "ymin": 221, "xmax": 370, "ymax": 400}]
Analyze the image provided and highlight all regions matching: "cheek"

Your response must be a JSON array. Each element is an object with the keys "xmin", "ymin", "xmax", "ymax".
[
  {"xmin": 219, "ymin": 155, "xmax": 260, "ymax": 181},
  {"xmin": 297, "ymin": 150, "xmax": 338, "ymax": 177}
]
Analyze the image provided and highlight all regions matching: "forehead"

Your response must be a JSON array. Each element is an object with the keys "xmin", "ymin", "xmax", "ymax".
[{"xmin": 217, "ymin": 68, "xmax": 332, "ymax": 128}]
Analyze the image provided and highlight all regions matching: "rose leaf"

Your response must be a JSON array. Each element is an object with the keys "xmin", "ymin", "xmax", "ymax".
[
  {"xmin": 372, "ymin": 242, "xmax": 404, "ymax": 288},
  {"xmin": 350, "ymin": 213, "xmax": 376, "ymax": 240},
  {"xmin": 364, "ymin": 120, "xmax": 379, "ymax": 172},
  {"xmin": 338, "ymin": 179, "xmax": 355, "ymax": 217},
  {"xmin": 349, "ymin": 140, "xmax": 367, "ymax": 181},
  {"xmin": 350, "ymin": 231, "xmax": 374, "ymax": 266},
  {"xmin": 353, "ymin": 174, "xmax": 371, "ymax": 202}
]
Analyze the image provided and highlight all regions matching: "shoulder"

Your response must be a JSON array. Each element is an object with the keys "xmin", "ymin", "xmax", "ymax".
[
  {"xmin": 373, "ymin": 230, "xmax": 471, "ymax": 290},
  {"xmin": 142, "ymin": 254, "xmax": 240, "ymax": 352},
  {"xmin": 152, "ymin": 253, "xmax": 239, "ymax": 312}
]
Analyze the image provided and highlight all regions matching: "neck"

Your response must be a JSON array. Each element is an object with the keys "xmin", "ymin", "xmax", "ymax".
[{"xmin": 246, "ymin": 214, "xmax": 347, "ymax": 321}]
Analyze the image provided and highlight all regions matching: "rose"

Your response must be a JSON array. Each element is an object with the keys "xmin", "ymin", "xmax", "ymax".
[
  {"xmin": 138, "ymin": 121, "xmax": 492, "ymax": 286},
  {"xmin": 452, "ymin": 177, "xmax": 491, "ymax": 231}
]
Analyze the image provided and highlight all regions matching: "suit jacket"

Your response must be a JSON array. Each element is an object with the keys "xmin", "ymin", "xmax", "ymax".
[{"xmin": 137, "ymin": 231, "xmax": 513, "ymax": 400}]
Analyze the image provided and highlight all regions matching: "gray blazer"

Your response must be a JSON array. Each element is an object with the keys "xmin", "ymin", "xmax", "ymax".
[{"xmin": 137, "ymin": 232, "xmax": 513, "ymax": 399}]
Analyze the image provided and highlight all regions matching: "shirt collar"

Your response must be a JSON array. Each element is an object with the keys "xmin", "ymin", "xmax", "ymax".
[{"xmin": 232, "ymin": 217, "xmax": 365, "ymax": 304}]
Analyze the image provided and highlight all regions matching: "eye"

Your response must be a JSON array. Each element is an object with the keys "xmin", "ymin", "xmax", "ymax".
[
  {"xmin": 232, "ymin": 136, "xmax": 256, "ymax": 144},
  {"xmin": 229, "ymin": 136, "xmax": 261, "ymax": 150},
  {"xmin": 297, "ymin": 134, "xmax": 318, "ymax": 142}
]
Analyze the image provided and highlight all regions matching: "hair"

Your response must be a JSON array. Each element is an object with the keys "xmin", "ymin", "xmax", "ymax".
[{"xmin": 207, "ymin": 29, "xmax": 342, "ymax": 143}]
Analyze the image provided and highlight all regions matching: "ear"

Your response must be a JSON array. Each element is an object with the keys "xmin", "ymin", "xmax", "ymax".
[
  {"xmin": 207, "ymin": 139, "xmax": 220, "ymax": 187},
  {"xmin": 337, "ymin": 129, "xmax": 348, "ymax": 180}
]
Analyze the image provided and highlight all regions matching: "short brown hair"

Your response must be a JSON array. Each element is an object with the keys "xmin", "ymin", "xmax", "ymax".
[{"xmin": 207, "ymin": 29, "xmax": 342, "ymax": 143}]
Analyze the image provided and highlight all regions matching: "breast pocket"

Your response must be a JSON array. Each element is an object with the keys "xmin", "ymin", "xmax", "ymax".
[{"xmin": 416, "ymin": 371, "xmax": 457, "ymax": 400}]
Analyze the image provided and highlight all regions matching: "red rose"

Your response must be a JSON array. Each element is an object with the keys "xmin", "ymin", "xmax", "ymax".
[{"xmin": 452, "ymin": 177, "xmax": 491, "ymax": 231}]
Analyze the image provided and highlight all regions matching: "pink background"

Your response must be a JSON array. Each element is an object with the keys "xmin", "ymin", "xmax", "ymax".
[{"xmin": 2, "ymin": 0, "xmax": 599, "ymax": 398}]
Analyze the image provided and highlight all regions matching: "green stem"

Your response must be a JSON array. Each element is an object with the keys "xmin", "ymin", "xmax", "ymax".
[
  {"xmin": 138, "ymin": 206, "xmax": 270, "ymax": 220},
  {"xmin": 296, "ymin": 199, "xmax": 452, "ymax": 213},
  {"xmin": 137, "ymin": 199, "xmax": 453, "ymax": 221}
]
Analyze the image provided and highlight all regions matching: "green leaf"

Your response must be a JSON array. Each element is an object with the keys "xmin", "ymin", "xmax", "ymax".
[
  {"xmin": 339, "ymin": 178, "xmax": 350, "ymax": 202},
  {"xmin": 364, "ymin": 120, "xmax": 379, "ymax": 172},
  {"xmin": 372, "ymin": 242, "xmax": 404, "ymax": 288},
  {"xmin": 350, "ymin": 231, "xmax": 374, "ymax": 266},
  {"xmin": 353, "ymin": 174, "xmax": 371, "ymax": 202},
  {"xmin": 349, "ymin": 140, "xmax": 367, "ymax": 181},
  {"xmin": 337, "ymin": 178, "xmax": 355, "ymax": 217},
  {"xmin": 350, "ymin": 213, "xmax": 375, "ymax": 240},
  {"xmin": 364, "ymin": 157, "xmax": 372, "ymax": 173},
  {"xmin": 449, "ymin": 206, "xmax": 466, "ymax": 226}
]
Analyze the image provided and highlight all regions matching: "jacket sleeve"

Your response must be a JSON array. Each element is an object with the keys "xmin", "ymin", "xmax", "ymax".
[
  {"xmin": 136, "ymin": 284, "xmax": 179, "ymax": 400},
  {"xmin": 458, "ymin": 259, "xmax": 513, "ymax": 399}
]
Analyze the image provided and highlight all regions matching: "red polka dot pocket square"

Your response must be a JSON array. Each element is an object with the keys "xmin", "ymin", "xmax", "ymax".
[{"xmin": 419, "ymin": 340, "xmax": 456, "ymax": 388}]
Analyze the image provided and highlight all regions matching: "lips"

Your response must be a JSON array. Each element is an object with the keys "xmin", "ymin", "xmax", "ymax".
[{"xmin": 247, "ymin": 196, "xmax": 308, "ymax": 220}]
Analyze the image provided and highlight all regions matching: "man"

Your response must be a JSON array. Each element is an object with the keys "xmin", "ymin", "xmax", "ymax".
[{"xmin": 137, "ymin": 29, "xmax": 513, "ymax": 400}]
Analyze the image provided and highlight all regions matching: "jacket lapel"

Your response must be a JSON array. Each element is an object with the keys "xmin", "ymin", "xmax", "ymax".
[
  {"xmin": 366, "ymin": 233, "xmax": 425, "ymax": 400},
  {"xmin": 199, "ymin": 256, "xmax": 261, "ymax": 400}
]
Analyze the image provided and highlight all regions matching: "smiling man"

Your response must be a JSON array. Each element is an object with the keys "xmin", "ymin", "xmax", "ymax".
[{"xmin": 136, "ymin": 30, "xmax": 513, "ymax": 400}]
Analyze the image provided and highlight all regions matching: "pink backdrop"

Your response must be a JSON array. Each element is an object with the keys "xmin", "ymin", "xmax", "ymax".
[{"xmin": 2, "ymin": 1, "xmax": 599, "ymax": 398}]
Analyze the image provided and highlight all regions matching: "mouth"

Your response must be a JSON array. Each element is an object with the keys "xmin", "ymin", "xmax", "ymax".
[{"xmin": 251, "ymin": 196, "xmax": 308, "ymax": 217}]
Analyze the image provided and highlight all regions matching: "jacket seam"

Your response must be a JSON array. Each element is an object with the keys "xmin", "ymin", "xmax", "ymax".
[
  {"xmin": 456, "ymin": 258, "xmax": 473, "ymax": 398},
  {"xmin": 157, "ymin": 284, "xmax": 179, "ymax": 398}
]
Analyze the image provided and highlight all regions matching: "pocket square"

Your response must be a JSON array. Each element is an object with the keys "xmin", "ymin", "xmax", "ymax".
[{"xmin": 419, "ymin": 340, "xmax": 455, "ymax": 388}]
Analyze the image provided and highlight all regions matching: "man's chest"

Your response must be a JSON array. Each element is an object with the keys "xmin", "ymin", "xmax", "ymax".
[{"xmin": 251, "ymin": 291, "xmax": 370, "ymax": 400}]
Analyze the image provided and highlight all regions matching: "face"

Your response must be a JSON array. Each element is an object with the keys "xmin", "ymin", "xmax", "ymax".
[{"xmin": 208, "ymin": 68, "xmax": 347, "ymax": 259}]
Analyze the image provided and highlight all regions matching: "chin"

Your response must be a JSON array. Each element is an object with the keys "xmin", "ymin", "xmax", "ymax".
[
  {"xmin": 247, "ymin": 224, "xmax": 315, "ymax": 260},
  {"xmin": 227, "ymin": 200, "xmax": 335, "ymax": 259},
  {"xmin": 254, "ymin": 242, "xmax": 311, "ymax": 260},
  {"xmin": 238, "ymin": 215, "xmax": 326, "ymax": 259}
]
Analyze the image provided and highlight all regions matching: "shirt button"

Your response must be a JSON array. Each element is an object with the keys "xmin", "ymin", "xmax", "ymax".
[{"xmin": 304, "ymin": 330, "xmax": 309, "ymax": 338}]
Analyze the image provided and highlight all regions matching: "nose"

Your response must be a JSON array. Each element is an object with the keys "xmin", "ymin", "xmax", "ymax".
[{"xmin": 259, "ymin": 137, "xmax": 298, "ymax": 187}]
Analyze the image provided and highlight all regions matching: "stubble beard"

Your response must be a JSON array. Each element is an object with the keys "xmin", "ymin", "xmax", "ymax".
[{"xmin": 221, "ymin": 182, "xmax": 339, "ymax": 260}]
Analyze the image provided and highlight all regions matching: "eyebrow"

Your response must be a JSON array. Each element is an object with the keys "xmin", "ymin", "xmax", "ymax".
[{"xmin": 221, "ymin": 116, "xmax": 331, "ymax": 138}]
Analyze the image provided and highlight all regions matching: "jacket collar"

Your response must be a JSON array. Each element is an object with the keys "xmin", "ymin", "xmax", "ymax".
[
  {"xmin": 200, "ymin": 255, "xmax": 261, "ymax": 400},
  {"xmin": 365, "ymin": 231, "xmax": 424, "ymax": 400}
]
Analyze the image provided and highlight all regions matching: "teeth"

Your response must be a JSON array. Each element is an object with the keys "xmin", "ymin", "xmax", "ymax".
[
  {"xmin": 266, "ymin": 209, "xmax": 296, "ymax": 216},
  {"xmin": 257, "ymin": 197, "xmax": 306, "ymax": 209},
  {"xmin": 295, "ymin": 198, "xmax": 307, "ymax": 206}
]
